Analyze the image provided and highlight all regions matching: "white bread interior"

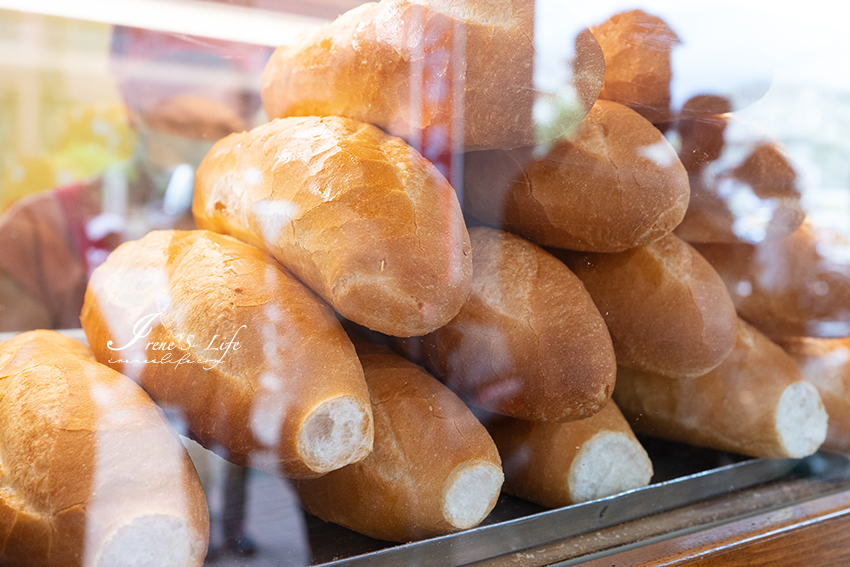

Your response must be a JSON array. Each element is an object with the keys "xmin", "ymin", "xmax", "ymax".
[
  {"xmin": 776, "ymin": 381, "xmax": 829, "ymax": 458},
  {"xmin": 298, "ymin": 396, "xmax": 373, "ymax": 474},
  {"xmin": 443, "ymin": 462, "xmax": 504, "ymax": 529},
  {"xmin": 569, "ymin": 431, "xmax": 653, "ymax": 504}
]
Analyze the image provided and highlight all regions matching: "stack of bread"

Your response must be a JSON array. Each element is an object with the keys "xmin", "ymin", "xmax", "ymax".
[
  {"xmin": 196, "ymin": 0, "xmax": 831, "ymax": 527},
  {"xmin": 9, "ymin": 1, "xmax": 843, "ymax": 561},
  {"xmin": 0, "ymin": 330, "xmax": 209, "ymax": 567},
  {"xmin": 80, "ymin": 0, "xmax": 655, "ymax": 543},
  {"xmin": 248, "ymin": 0, "xmax": 663, "ymax": 521},
  {"xmin": 669, "ymin": 94, "xmax": 850, "ymax": 455},
  {"xmin": 577, "ymin": 8, "xmax": 830, "ymax": 460}
]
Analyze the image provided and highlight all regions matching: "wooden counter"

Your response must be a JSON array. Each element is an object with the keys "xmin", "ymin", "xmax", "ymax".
[{"xmin": 467, "ymin": 458, "xmax": 850, "ymax": 566}]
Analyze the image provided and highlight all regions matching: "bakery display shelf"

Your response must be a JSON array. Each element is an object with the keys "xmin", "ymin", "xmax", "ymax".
[
  {"xmin": 305, "ymin": 441, "xmax": 850, "ymax": 566},
  {"xmin": 11, "ymin": 329, "xmax": 848, "ymax": 566}
]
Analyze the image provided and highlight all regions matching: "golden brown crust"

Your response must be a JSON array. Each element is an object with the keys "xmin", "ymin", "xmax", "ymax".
[
  {"xmin": 487, "ymin": 402, "xmax": 652, "ymax": 508},
  {"xmin": 396, "ymin": 227, "xmax": 616, "ymax": 421},
  {"xmin": 557, "ymin": 233, "xmax": 737, "ymax": 378},
  {"xmin": 192, "ymin": 115, "xmax": 472, "ymax": 337},
  {"xmin": 463, "ymin": 100, "xmax": 689, "ymax": 253},
  {"xmin": 695, "ymin": 223, "xmax": 850, "ymax": 339},
  {"xmin": 591, "ymin": 9, "xmax": 680, "ymax": 124},
  {"xmin": 0, "ymin": 330, "xmax": 208, "ymax": 566},
  {"xmin": 81, "ymin": 230, "xmax": 373, "ymax": 479},
  {"xmin": 295, "ymin": 346, "xmax": 502, "ymax": 542},
  {"xmin": 261, "ymin": 0, "xmax": 604, "ymax": 152},
  {"xmin": 614, "ymin": 319, "xmax": 828, "ymax": 459},
  {"xmin": 777, "ymin": 336, "xmax": 850, "ymax": 454}
]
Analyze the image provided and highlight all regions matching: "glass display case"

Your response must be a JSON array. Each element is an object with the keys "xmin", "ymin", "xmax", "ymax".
[{"xmin": 1, "ymin": 1, "xmax": 850, "ymax": 566}]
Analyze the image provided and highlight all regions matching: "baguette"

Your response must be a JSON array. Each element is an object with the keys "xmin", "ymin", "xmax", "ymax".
[
  {"xmin": 81, "ymin": 229, "xmax": 374, "ymax": 479},
  {"xmin": 590, "ymin": 9, "xmax": 680, "ymax": 125},
  {"xmin": 590, "ymin": 10, "xmax": 770, "ymax": 125},
  {"xmin": 192, "ymin": 115, "xmax": 472, "ymax": 337},
  {"xmin": 777, "ymin": 337, "xmax": 850, "ymax": 454},
  {"xmin": 0, "ymin": 330, "xmax": 208, "ymax": 567},
  {"xmin": 396, "ymin": 227, "xmax": 616, "ymax": 422},
  {"xmin": 614, "ymin": 319, "xmax": 828, "ymax": 459},
  {"xmin": 694, "ymin": 222, "xmax": 850, "ymax": 339},
  {"xmin": 463, "ymin": 100, "xmax": 689, "ymax": 253},
  {"xmin": 295, "ymin": 343, "xmax": 503, "ymax": 542},
  {"xmin": 557, "ymin": 233, "xmax": 737, "ymax": 378},
  {"xmin": 486, "ymin": 401, "xmax": 652, "ymax": 508},
  {"xmin": 261, "ymin": 0, "xmax": 605, "ymax": 152},
  {"xmin": 673, "ymin": 111, "xmax": 804, "ymax": 244}
]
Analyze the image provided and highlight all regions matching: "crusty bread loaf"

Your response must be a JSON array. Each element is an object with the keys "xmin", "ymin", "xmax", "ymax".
[
  {"xmin": 396, "ymin": 227, "xmax": 616, "ymax": 422},
  {"xmin": 615, "ymin": 319, "xmax": 828, "ymax": 459},
  {"xmin": 486, "ymin": 401, "xmax": 652, "ymax": 508},
  {"xmin": 590, "ymin": 11, "xmax": 771, "ymax": 125},
  {"xmin": 673, "ymin": 111, "xmax": 804, "ymax": 244},
  {"xmin": 590, "ymin": 9, "xmax": 680, "ymax": 125},
  {"xmin": 463, "ymin": 100, "xmax": 689, "ymax": 252},
  {"xmin": 557, "ymin": 233, "xmax": 737, "ymax": 378},
  {"xmin": 776, "ymin": 337, "xmax": 850, "ymax": 454},
  {"xmin": 81, "ymin": 229, "xmax": 374, "ymax": 479},
  {"xmin": 192, "ymin": 115, "xmax": 472, "ymax": 337},
  {"xmin": 295, "ymin": 343, "xmax": 503, "ymax": 542},
  {"xmin": 261, "ymin": 0, "xmax": 605, "ymax": 152},
  {"xmin": 0, "ymin": 330, "xmax": 208, "ymax": 567},
  {"xmin": 695, "ymin": 222, "xmax": 850, "ymax": 339}
]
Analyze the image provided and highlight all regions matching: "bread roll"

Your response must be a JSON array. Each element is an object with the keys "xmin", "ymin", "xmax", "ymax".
[
  {"xmin": 295, "ymin": 344, "xmax": 503, "ymax": 542},
  {"xmin": 397, "ymin": 227, "xmax": 616, "ymax": 422},
  {"xmin": 673, "ymin": 110, "xmax": 804, "ymax": 243},
  {"xmin": 463, "ymin": 100, "xmax": 689, "ymax": 252},
  {"xmin": 81, "ymin": 229, "xmax": 373, "ymax": 479},
  {"xmin": 614, "ymin": 319, "xmax": 828, "ymax": 459},
  {"xmin": 776, "ymin": 337, "xmax": 850, "ymax": 454},
  {"xmin": 590, "ymin": 9, "xmax": 680, "ymax": 124},
  {"xmin": 590, "ymin": 10, "xmax": 772, "ymax": 124},
  {"xmin": 192, "ymin": 115, "xmax": 472, "ymax": 337},
  {"xmin": 261, "ymin": 0, "xmax": 605, "ymax": 152},
  {"xmin": 0, "ymin": 330, "xmax": 208, "ymax": 567},
  {"xmin": 557, "ymin": 233, "xmax": 737, "ymax": 378},
  {"xmin": 695, "ymin": 222, "xmax": 850, "ymax": 339},
  {"xmin": 486, "ymin": 402, "xmax": 652, "ymax": 508}
]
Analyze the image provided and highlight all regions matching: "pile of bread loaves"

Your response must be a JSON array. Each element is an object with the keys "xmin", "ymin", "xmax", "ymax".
[{"xmin": 4, "ymin": 2, "xmax": 848, "ymax": 564}]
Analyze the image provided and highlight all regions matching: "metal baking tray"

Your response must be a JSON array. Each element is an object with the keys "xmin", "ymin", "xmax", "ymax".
[
  {"xmin": 5, "ymin": 330, "xmax": 848, "ymax": 566},
  {"xmin": 305, "ymin": 441, "xmax": 850, "ymax": 566}
]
